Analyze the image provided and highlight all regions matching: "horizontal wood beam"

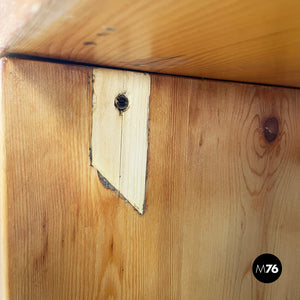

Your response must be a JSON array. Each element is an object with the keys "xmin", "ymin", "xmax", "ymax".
[{"xmin": 1, "ymin": 0, "xmax": 300, "ymax": 87}]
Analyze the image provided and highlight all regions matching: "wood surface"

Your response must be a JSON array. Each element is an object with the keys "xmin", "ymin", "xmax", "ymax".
[
  {"xmin": 0, "ymin": 57, "xmax": 299, "ymax": 299},
  {"xmin": 91, "ymin": 68, "xmax": 150, "ymax": 214},
  {"xmin": 0, "ymin": 59, "xmax": 9, "ymax": 300},
  {"xmin": 1, "ymin": 0, "xmax": 300, "ymax": 87}
]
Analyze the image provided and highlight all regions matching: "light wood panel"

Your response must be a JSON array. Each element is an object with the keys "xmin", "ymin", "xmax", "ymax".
[
  {"xmin": 0, "ymin": 57, "xmax": 299, "ymax": 299},
  {"xmin": 91, "ymin": 68, "xmax": 150, "ymax": 214},
  {"xmin": 1, "ymin": 0, "xmax": 300, "ymax": 87}
]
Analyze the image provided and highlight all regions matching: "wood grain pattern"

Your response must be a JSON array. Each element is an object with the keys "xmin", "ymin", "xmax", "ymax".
[
  {"xmin": 0, "ymin": 58, "xmax": 9, "ymax": 300},
  {"xmin": 2, "ymin": 0, "xmax": 300, "ymax": 87},
  {"xmin": 0, "ymin": 57, "xmax": 299, "ymax": 299},
  {"xmin": 0, "ymin": 0, "xmax": 42, "ymax": 53},
  {"xmin": 91, "ymin": 68, "xmax": 150, "ymax": 214}
]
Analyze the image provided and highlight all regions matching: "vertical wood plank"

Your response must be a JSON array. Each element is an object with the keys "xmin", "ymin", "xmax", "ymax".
[
  {"xmin": 91, "ymin": 68, "xmax": 150, "ymax": 214},
  {"xmin": 0, "ymin": 58, "xmax": 9, "ymax": 300},
  {"xmin": 1, "ymin": 58, "xmax": 96, "ymax": 299},
  {"xmin": 92, "ymin": 69, "xmax": 123, "ymax": 191},
  {"xmin": 148, "ymin": 75, "xmax": 300, "ymax": 299}
]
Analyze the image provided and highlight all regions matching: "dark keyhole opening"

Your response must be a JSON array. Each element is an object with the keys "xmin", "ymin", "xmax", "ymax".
[{"xmin": 115, "ymin": 94, "xmax": 129, "ymax": 112}]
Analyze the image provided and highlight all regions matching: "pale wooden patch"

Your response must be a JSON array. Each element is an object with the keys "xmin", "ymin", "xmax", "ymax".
[{"xmin": 91, "ymin": 68, "xmax": 150, "ymax": 214}]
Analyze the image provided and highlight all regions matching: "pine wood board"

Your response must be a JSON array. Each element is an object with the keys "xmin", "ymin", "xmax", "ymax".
[
  {"xmin": 0, "ymin": 57, "xmax": 299, "ymax": 299},
  {"xmin": 0, "ymin": 58, "xmax": 8, "ymax": 300},
  {"xmin": 91, "ymin": 68, "xmax": 150, "ymax": 214},
  {"xmin": 2, "ymin": 0, "xmax": 300, "ymax": 87}
]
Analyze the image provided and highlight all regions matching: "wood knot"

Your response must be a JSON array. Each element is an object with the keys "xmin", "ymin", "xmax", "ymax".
[{"xmin": 263, "ymin": 117, "xmax": 279, "ymax": 143}]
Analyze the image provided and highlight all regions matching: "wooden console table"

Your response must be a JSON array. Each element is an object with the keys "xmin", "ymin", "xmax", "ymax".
[{"xmin": 0, "ymin": 1, "xmax": 299, "ymax": 299}]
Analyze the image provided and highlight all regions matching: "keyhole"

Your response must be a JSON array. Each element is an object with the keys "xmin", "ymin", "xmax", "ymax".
[{"xmin": 115, "ymin": 94, "xmax": 129, "ymax": 112}]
